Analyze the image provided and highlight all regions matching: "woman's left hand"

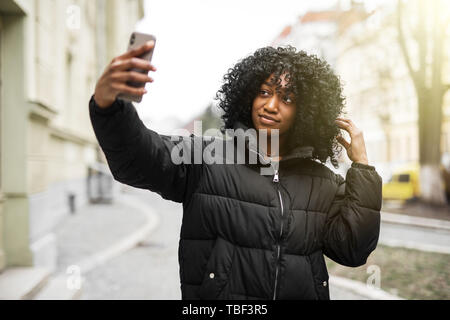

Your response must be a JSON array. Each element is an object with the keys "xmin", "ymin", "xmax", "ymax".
[{"xmin": 335, "ymin": 118, "xmax": 369, "ymax": 165}]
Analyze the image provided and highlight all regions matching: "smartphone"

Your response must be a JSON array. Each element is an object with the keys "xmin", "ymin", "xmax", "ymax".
[{"xmin": 117, "ymin": 32, "xmax": 156, "ymax": 103}]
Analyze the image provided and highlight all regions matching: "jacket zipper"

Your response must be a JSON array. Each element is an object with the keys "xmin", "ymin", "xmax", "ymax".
[{"xmin": 272, "ymin": 169, "xmax": 284, "ymax": 300}]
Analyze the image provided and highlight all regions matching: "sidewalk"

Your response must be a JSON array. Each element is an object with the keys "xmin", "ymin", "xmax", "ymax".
[
  {"xmin": 329, "ymin": 276, "xmax": 403, "ymax": 300},
  {"xmin": 55, "ymin": 194, "xmax": 147, "ymax": 273},
  {"xmin": 379, "ymin": 210, "xmax": 450, "ymax": 255},
  {"xmin": 382, "ymin": 200, "xmax": 450, "ymax": 221},
  {"xmin": 32, "ymin": 190, "xmax": 159, "ymax": 300}
]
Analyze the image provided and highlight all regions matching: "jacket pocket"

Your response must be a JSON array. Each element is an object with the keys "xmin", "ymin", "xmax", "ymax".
[{"xmin": 198, "ymin": 236, "xmax": 236, "ymax": 299}]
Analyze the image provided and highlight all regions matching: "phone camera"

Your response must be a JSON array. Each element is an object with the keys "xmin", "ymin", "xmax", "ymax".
[{"xmin": 130, "ymin": 34, "xmax": 135, "ymax": 45}]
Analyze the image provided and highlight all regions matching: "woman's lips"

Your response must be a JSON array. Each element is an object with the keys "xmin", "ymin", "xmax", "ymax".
[{"xmin": 259, "ymin": 115, "xmax": 280, "ymax": 125}]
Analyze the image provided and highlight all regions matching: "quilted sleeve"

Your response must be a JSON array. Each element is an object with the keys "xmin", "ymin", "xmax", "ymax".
[
  {"xmin": 322, "ymin": 162, "xmax": 382, "ymax": 267},
  {"xmin": 89, "ymin": 95, "xmax": 203, "ymax": 203}
]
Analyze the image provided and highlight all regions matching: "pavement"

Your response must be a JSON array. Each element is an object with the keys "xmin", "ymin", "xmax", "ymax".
[
  {"xmin": 32, "ymin": 188, "xmax": 159, "ymax": 300},
  {"xmin": 14, "ymin": 186, "xmax": 448, "ymax": 300},
  {"xmin": 80, "ymin": 188, "xmax": 182, "ymax": 300},
  {"xmin": 379, "ymin": 216, "xmax": 450, "ymax": 254},
  {"xmin": 54, "ymin": 195, "xmax": 149, "ymax": 274},
  {"xmin": 382, "ymin": 200, "xmax": 450, "ymax": 221},
  {"xmin": 329, "ymin": 276, "xmax": 402, "ymax": 300}
]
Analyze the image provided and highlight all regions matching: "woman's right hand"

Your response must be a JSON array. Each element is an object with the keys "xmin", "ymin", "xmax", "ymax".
[{"xmin": 93, "ymin": 40, "xmax": 157, "ymax": 108}]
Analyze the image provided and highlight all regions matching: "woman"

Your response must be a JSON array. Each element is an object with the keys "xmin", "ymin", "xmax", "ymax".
[{"xmin": 90, "ymin": 41, "xmax": 382, "ymax": 300}]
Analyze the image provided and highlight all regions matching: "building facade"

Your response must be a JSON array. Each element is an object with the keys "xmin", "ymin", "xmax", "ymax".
[
  {"xmin": 0, "ymin": 0, "xmax": 144, "ymax": 273},
  {"xmin": 272, "ymin": 3, "xmax": 450, "ymax": 181},
  {"xmin": 334, "ymin": 3, "xmax": 450, "ymax": 180}
]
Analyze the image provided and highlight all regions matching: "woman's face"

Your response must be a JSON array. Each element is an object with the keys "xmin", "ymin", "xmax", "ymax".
[{"xmin": 251, "ymin": 73, "xmax": 297, "ymax": 137}]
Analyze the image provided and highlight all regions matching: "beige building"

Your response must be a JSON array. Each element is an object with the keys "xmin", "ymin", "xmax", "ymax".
[
  {"xmin": 272, "ymin": 3, "xmax": 450, "ymax": 180},
  {"xmin": 334, "ymin": 4, "xmax": 450, "ymax": 180},
  {"xmin": 0, "ymin": 0, "xmax": 144, "ymax": 274},
  {"xmin": 271, "ymin": 4, "xmax": 371, "ymax": 69}
]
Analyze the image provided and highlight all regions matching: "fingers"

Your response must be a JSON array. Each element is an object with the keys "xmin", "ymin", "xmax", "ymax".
[
  {"xmin": 111, "ymin": 83, "xmax": 147, "ymax": 96},
  {"xmin": 116, "ymin": 40, "xmax": 155, "ymax": 61},
  {"xmin": 110, "ymin": 58, "xmax": 156, "ymax": 72},
  {"xmin": 337, "ymin": 135, "xmax": 350, "ymax": 150},
  {"xmin": 110, "ymin": 71, "xmax": 154, "ymax": 84},
  {"xmin": 335, "ymin": 117, "xmax": 353, "ymax": 149},
  {"xmin": 335, "ymin": 118, "xmax": 351, "ymax": 130},
  {"xmin": 335, "ymin": 117, "xmax": 368, "ymax": 163},
  {"xmin": 336, "ymin": 117, "xmax": 356, "ymax": 128},
  {"xmin": 335, "ymin": 117, "xmax": 362, "ymax": 137}
]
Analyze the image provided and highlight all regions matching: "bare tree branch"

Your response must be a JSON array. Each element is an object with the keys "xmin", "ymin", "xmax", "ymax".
[
  {"xmin": 416, "ymin": 0, "xmax": 427, "ymax": 83},
  {"xmin": 431, "ymin": 0, "xmax": 444, "ymax": 90},
  {"xmin": 397, "ymin": 0, "xmax": 419, "ymax": 86}
]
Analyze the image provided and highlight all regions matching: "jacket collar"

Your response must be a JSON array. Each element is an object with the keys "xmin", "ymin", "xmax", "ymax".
[{"xmin": 232, "ymin": 121, "xmax": 314, "ymax": 165}]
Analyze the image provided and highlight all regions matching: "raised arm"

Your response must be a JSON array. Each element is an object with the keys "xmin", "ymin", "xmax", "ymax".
[
  {"xmin": 322, "ymin": 117, "xmax": 382, "ymax": 266},
  {"xmin": 89, "ymin": 41, "xmax": 201, "ymax": 203}
]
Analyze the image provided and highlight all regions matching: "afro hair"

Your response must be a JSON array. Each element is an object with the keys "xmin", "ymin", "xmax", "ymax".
[{"xmin": 215, "ymin": 45, "xmax": 346, "ymax": 168}]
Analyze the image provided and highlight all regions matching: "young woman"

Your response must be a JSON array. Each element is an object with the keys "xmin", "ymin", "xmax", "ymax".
[{"xmin": 90, "ymin": 41, "xmax": 382, "ymax": 300}]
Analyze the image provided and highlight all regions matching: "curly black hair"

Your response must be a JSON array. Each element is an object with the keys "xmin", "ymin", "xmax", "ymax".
[{"xmin": 215, "ymin": 46, "xmax": 346, "ymax": 168}]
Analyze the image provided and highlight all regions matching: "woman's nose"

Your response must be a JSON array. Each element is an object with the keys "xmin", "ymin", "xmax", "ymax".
[{"xmin": 265, "ymin": 96, "xmax": 279, "ymax": 112}]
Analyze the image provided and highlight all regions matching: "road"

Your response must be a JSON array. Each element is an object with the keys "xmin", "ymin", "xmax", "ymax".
[
  {"xmin": 81, "ymin": 188, "xmax": 183, "ymax": 299},
  {"xmin": 379, "ymin": 220, "xmax": 450, "ymax": 254}
]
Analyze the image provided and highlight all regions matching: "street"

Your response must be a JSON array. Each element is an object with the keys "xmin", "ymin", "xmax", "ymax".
[
  {"xmin": 379, "ymin": 220, "xmax": 450, "ymax": 254},
  {"xmin": 81, "ymin": 189, "xmax": 183, "ymax": 299}
]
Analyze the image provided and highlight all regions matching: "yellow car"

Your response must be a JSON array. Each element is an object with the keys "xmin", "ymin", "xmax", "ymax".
[{"xmin": 382, "ymin": 163, "xmax": 420, "ymax": 201}]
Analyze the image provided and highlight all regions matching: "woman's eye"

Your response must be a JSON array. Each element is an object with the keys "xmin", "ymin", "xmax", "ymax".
[
  {"xmin": 260, "ymin": 90, "xmax": 269, "ymax": 96},
  {"xmin": 284, "ymin": 96, "xmax": 293, "ymax": 103}
]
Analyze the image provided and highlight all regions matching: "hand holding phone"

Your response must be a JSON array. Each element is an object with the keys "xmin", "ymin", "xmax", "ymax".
[
  {"xmin": 93, "ymin": 32, "xmax": 157, "ymax": 108},
  {"xmin": 118, "ymin": 32, "xmax": 157, "ymax": 103}
]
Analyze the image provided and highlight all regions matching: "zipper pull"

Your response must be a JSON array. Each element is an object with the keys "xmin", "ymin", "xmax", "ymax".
[{"xmin": 273, "ymin": 170, "xmax": 279, "ymax": 183}]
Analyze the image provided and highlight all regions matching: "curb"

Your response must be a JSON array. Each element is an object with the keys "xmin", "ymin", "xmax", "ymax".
[
  {"xmin": 75, "ymin": 192, "xmax": 160, "ymax": 274},
  {"xmin": 378, "ymin": 238, "xmax": 450, "ymax": 255},
  {"xmin": 380, "ymin": 211, "xmax": 450, "ymax": 255},
  {"xmin": 329, "ymin": 275, "xmax": 404, "ymax": 300},
  {"xmin": 34, "ymin": 192, "xmax": 159, "ymax": 299},
  {"xmin": 0, "ymin": 267, "xmax": 51, "ymax": 300},
  {"xmin": 380, "ymin": 211, "xmax": 450, "ymax": 231}
]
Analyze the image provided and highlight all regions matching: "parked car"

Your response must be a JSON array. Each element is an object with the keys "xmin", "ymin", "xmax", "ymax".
[
  {"xmin": 382, "ymin": 163, "xmax": 420, "ymax": 201},
  {"xmin": 382, "ymin": 162, "xmax": 450, "ymax": 203}
]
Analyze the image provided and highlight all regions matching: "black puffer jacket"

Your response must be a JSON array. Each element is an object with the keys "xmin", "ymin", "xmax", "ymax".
[{"xmin": 89, "ymin": 96, "xmax": 382, "ymax": 300}]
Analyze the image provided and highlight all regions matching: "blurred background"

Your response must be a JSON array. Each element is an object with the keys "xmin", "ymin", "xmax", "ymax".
[{"xmin": 0, "ymin": 0, "xmax": 448, "ymax": 300}]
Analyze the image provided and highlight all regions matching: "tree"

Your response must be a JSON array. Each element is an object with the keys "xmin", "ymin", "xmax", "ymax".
[{"xmin": 397, "ymin": 0, "xmax": 450, "ymax": 205}]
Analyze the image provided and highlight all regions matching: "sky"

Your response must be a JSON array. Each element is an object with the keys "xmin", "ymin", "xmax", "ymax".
[{"xmin": 134, "ymin": 0, "xmax": 382, "ymax": 133}]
